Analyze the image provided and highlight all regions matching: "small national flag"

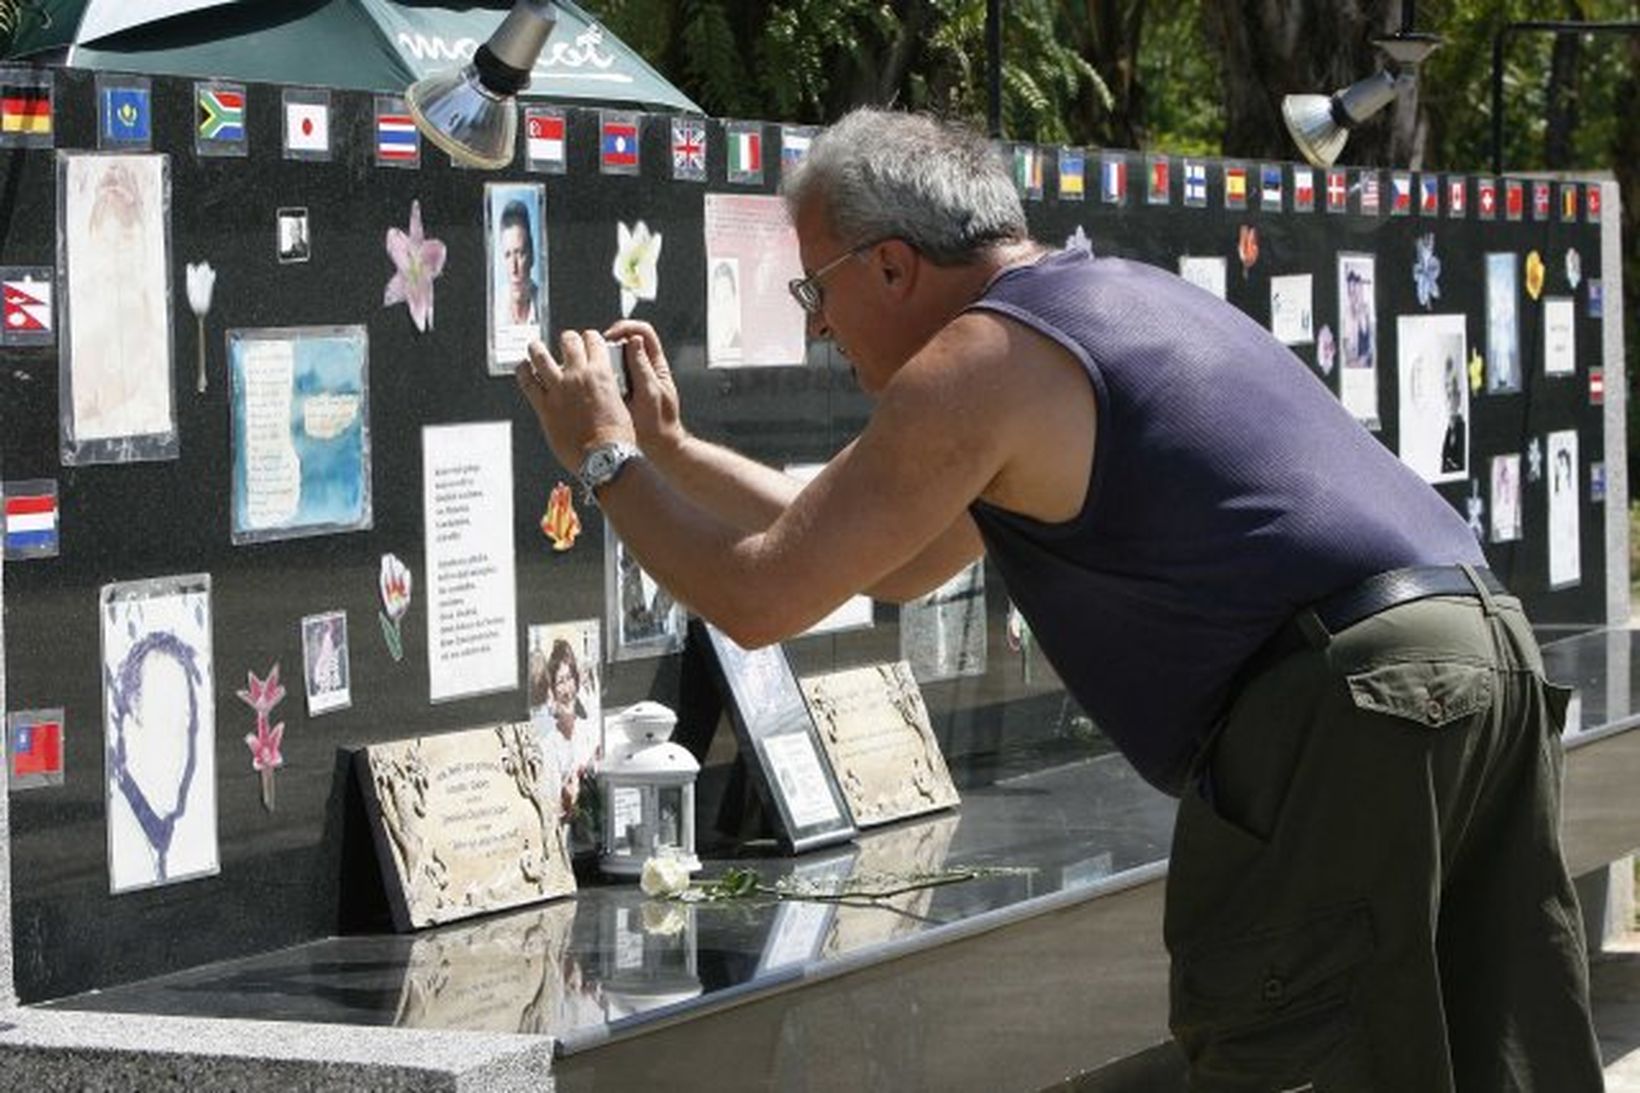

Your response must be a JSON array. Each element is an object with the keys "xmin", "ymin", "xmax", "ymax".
[
  {"xmin": 1101, "ymin": 154, "xmax": 1127, "ymax": 204},
  {"xmin": 1390, "ymin": 172, "xmax": 1412, "ymax": 215},
  {"xmin": 8, "ymin": 710, "xmax": 64, "ymax": 789},
  {"xmin": 525, "ymin": 108, "xmax": 566, "ymax": 173},
  {"xmin": 2, "ymin": 269, "xmax": 53, "ymax": 346},
  {"xmin": 0, "ymin": 77, "xmax": 52, "ymax": 146},
  {"xmin": 727, "ymin": 122, "xmax": 763, "ymax": 184},
  {"xmin": 1013, "ymin": 145, "xmax": 1043, "ymax": 199},
  {"xmin": 3, "ymin": 479, "xmax": 59, "ymax": 559},
  {"xmin": 1325, "ymin": 168, "xmax": 1347, "ymax": 213},
  {"xmin": 1418, "ymin": 174, "xmax": 1439, "ymax": 215},
  {"xmin": 1260, "ymin": 164, "xmax": 1282, "ymax": 210},
  {"xmin": 780, "ymin": 126, "xmax": 814, "ymax": 176},
  {"xmin": 1446, "ymin": 176, "xmax": 1466, "ymax": 217},
  {"xmin": 99, "ymin": 79, "xmax": 151, "ymax": 148},
  {"xmin": 601, "ymin": 112, "xmax": 640, "ymax": 174},
  {"xmin": 1058, "ymin": 148, "xmax": 1086, "ymax": 201},
  {"xmin": 1147, "ymin": 155, "xmax": 1170, "ymax": 205},
  {"xmin": 1224, "ymin": 165, "xmax": 1247, "ymax": 209},
  {"xmin": 1359, "ymin": 171, "xmax": 1381, "ymax": 216},
  {"xmin": 196, "ymin": 82, "xmax": 247, "ymax": 155},
  {"xmin": 1183, "ymin": 161, "xmax": 1208, "ymax": 207},
  {"xmin": 1560, "ymin": 183, "xmax": 1579, "ymax": 222},
  {"xmin": 1586, "ymin": 184, "xmax": 1602, "ymax": 222},
  {"xmin": 1502, "ymin": 179, "xmax": 1528, "ymax": 219},
  {"xmin": 374, "ymin": 96, "xmax": 419, "ymax": 168},
  {"xmin": 1589, "ymin": 367, "xmax": 1605, "ymax": 404},
  {"xmin": 283, "ymin": 93, "xmax": 331, "ymax": 160},
  {"xmin": 671, "ymin": 116, "xmax": 706, "ymax": 182},
  {"xmin": 1533, "ymin": 181, "xmax": 1551, "ymax": 220},
  {"xmin": 1589, "ymin": 280, "xmax": 1604, "ymax": 319},
  {"xmin": 1476, "ymin": 178, "xmax": 1502, "ymax": 218},
  {"xmin": 1292, "ymin": 167, "xmax": 1314, "ymax": 212}
]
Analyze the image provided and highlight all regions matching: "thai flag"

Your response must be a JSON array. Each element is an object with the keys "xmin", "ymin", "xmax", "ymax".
[
  {"xmin": 3, "ymin": 484, "xmax": 58, "ymax": 558},
  {"xmin": 377, "ymin": 113, "xmax": 418, "ymax": 162}
]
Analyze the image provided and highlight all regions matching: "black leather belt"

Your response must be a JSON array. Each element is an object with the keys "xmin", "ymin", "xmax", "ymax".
[{"xmin": 1246, "ymin": 564, "xmax": 1508, "ymax": 681}]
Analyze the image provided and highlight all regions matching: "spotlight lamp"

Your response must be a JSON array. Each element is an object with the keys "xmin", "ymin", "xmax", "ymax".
[
  {"xmin": 406, "ymin": 1, "xmax": 560, "ymax": 169},
  {"xmin": 1281, "ymin": 31, "xmax": 1442, "ymax": 168}
]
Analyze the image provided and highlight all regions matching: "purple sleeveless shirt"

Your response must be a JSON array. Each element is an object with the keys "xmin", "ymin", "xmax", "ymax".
[{"xmin": 966, "ymin": 249, "xmax": 1482, "ymax": 794}]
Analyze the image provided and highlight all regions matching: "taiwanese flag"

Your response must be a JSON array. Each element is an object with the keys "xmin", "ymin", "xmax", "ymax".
[
  {"xmin": 1, "ymin": 83, "xmax": 51, "ymax": 135},
  {"xmin": 11, "ymin": 716, "xmax": 62, "ymax": 781},
  {"xmin": 602, "ymin": 119, "xmax": 639, "ymax": 169}
]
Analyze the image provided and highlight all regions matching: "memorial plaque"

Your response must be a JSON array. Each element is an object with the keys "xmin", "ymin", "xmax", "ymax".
[
  {"xmin": 357, "ymin": 721, "xmax": 575, "ymax": 930},
  {"xmin": 799, "ymin": 661, "xmax": 960, "ymax": 828}
]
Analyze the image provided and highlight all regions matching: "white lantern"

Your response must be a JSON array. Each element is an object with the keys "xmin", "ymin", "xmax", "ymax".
[{"xmin": 598, "ymin": 701, "xmax": 701, "ymax": 876}]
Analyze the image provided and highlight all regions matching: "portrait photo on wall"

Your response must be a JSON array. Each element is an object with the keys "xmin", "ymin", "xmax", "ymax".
[
  {"xmin": 301, "ymin": 610, "xmax": 352, "ymax": 716},
  {"xmin": 58, "ymin": 151, "xmax": 178, "ymax": 464},
  {"xmin": 1396, "ymin": 313, "xmax": 1468, "ymax": 485},
  {"xmin": 101, "ymin": 574, "xmax": 219, "ymax": 894},
  {"xmin": 605, "ymin": 522, "xmax": 686, "ymax": 660},
  {"xmin": 703, "ymin": 193, "xmax": 807, "ymax": 368},
  {"xmin": 276, "ymin": 206, "xmax": 310, "ymax": 264},
  {"xmin": 1490, "ymin": 454, "xmax": 1522, "ymax": 543},
  {"xmin": 1485, "ymin": 253, "xmax": 1521, "ymax": 393},
  {"xmin": 1336, "ymin": 252, "xmax": 1379, "ymax": 428},
  {"xmin": 1547, "ymin": 429, "xmax": 1581, "ymax": 589},
  {"xmin": 526, "ymin": 619, "xmax": 603, "ymax": 833},
  {"xmin": 485, "ymin": 182, "xmax": 548, "ymax": 375}
]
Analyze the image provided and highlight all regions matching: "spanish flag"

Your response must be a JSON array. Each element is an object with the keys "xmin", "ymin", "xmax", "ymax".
[{"xmin": 1, "ymin": 85, "xmax": 51, "ymax": 136}]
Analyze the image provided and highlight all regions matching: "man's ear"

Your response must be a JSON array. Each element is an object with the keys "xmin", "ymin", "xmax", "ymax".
[{"xmin": 876, "ymin": 239, "xmax": 917, "ymax": 294}]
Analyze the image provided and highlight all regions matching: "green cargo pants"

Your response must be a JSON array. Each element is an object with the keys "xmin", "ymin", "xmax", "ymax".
[{"xmin": 1164, "ymin": 583, "xmax": 1604, "ymax": 1092}]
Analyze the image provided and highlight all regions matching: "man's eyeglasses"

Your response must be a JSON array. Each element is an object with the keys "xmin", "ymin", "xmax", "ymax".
[{"xmin": 787, "ymin": 239, "xmax": 883, "ymax": 315}]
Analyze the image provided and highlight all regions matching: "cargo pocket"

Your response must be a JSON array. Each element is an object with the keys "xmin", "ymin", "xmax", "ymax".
[
  {"xmin": 1343, "ymin": 659, "xmax": 1493, "ymax": 729},
  {"xmin": 1171, "ymin": 902, "xmax": 1376, "ymax": 1092}
]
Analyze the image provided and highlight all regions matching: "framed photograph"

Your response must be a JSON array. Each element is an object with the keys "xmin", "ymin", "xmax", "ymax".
[
  {"xmin": 276, "ymin": 207, "xmax": 311, "ymax": 264},
  {"xmin": 1269, "ymin": 273, "xmax": 1314, "ymax": 346},
  {"xmin": 1336, "ymin": 253, "xmax": 1379, "ymax": 428},
  {"xmin": 485, "ymin": 182, "xmax": 548, "ymax": 376},
  {"xmin": 702, "ymin": 623, "xmax": 856, "ymax": 853},
  {"xmin": 58, "ymin": 151, "xmax": 177, "ymax": 465},
  {"xmin": 605, "ymin": 523, "xmax": 686, "ymax": 661},
  {"xmin": 1396, "ymin": 313, "xmax": 1468, "ymax": 485},
  {"xmin": 101, "ymin": 574, "xmax": 218, "ymax": 894},
  {"xmin": 703, "ymin": 194, "xmax": 806, "ymax": 368},
  {"xmin": 1547, "ymin": 429, "xmax": 1580, "ymax": 589},
  {"xmin": 1484, "ymin": 253, "xmax": 1520, "ymax": 393},
  {"xmin": 527, "ymin": 619, "xmax": 603, "ymax": 852},
  {"xmin": 1489, "ymin": 454, "xmax": 1522, "ymax": 544},
  {"xmin": 1543, "ymin": 297, "xmax": 1575, "ymax": 378},
  {"xmin": 228, "ymin": 325, "xmax": 372, "ymax": 545},
  {"xmin": 301, "ymin": 610, "xmax": 352, "ymax": 716}
]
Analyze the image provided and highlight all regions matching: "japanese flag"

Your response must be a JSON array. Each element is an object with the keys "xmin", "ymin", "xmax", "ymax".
[{"xmin": 286, "ymin": 101, "xmax": 328, "ymax": 153}]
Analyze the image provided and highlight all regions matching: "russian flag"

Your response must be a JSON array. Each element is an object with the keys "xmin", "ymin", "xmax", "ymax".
[
  {"xmin": 377, "ymin": 113, "xmax": 418, "ymax": 161},
  {"xmin": 602, "ymin": 120, "xmax": 638, "ymax": 168},
  {"xmin": 3, "ymin": 486, "xmax": 57, "ymax": 557}
]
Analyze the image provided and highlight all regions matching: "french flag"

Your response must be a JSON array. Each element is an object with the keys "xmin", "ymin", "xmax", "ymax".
[
  {"xmin": 1101, "ymin": 156, "xmax": 1126, "ymax": 203},
  {"xmin": 4, "ymin": 485, "xmax": 58, "ymax": 558}
]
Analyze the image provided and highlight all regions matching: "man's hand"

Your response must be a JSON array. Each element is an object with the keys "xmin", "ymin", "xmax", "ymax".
[
  {"xmin": 605, "ymin": 319, "xmax": 687, "ymax": 462},
  {"xmin": 516, "ymin": 331, "xmax": 637, "ymax": 472}
]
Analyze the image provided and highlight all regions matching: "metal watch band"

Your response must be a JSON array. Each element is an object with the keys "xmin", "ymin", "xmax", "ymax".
[{"xmin": 576, "ymin": 441, "xmax": 643, "ymax": 503}]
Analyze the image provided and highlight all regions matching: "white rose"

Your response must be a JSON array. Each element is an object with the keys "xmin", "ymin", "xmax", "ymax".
[{"xmin": 639, "ymin": 854, "xmax": 691, "ymax": 898}]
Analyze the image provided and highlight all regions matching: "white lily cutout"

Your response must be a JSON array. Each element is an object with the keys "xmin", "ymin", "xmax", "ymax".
[
  {"xmin": 613, "ymin": 220, "xmax": 663, "ymax": 318},
  {"xmin": 185, "ymin": 261, "xmax": 216, "ymax": 393}
]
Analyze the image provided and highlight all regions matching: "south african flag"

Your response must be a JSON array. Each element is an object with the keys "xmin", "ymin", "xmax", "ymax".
[{"xmin": 197, "ymin": 86, "xmax": 245, "ymax": 142}]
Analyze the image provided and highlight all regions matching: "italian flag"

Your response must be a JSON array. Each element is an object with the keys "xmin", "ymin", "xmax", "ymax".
[{"xmin": 730, "ymin": 129, "xmax": 761, "ymax": 174}]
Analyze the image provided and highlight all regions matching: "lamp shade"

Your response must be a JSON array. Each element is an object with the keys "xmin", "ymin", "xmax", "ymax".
[{"xmin": 1281, "ymin": 70, "xmax": 1400, "ymax": 168}]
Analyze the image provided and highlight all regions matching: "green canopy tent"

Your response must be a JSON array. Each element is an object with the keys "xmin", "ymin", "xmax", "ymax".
[{"xmin": 4, "ymin": 0, "xmax": 701, "ymax": 113}]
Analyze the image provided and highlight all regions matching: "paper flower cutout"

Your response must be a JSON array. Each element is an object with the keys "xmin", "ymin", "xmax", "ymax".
[
  {"xmin": 384, "ymin": 199, "xmax": 448, "ymax": 332},
  {"xmin": 1316, "ymin": 325, "xmax": 1336, "ymax": 375},
  {"xmin": 613, "ymin": 220, "xmax": 662, "ymax": 319},
  {"xmin": 1468, "ymin": 349, "xmax": 1485, "ymax": 394},
  {"xmin": 1565, "ymin": 248, "xmax": 1582, "ymax": 290},
  {"xmin": 1237, "ymin": 225, "xmax": 1259, "ymax": 276},
  {"xmin": 1525, "ymin": 250, "xmax": 1545, "ymax": 301},
  {"xmin": 541, "ymin": 481, "xmax": 581, "ymax": 551},
  {"xmin": 1413, "ymin": 233, "xmax": 1441, "ymax": 309},
  {"xmin": 186, "ymin": 261, "xmax": 216, "ymax": 394},
  {"xmin": 237, "ymin": 664, "xmax": 286, "ymax": 812},
  {"xmin": 1063, "ymin": 225, "xmax": 1092, "ymax": 255},
  {"xmin": 380, "ymin": 553, "xmax": 413, "ymax": 622}
]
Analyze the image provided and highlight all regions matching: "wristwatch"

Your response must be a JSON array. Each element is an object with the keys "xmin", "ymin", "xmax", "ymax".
[{"xmin": 577, "ymin": 441, "xmax": 643, "ymax": 503}]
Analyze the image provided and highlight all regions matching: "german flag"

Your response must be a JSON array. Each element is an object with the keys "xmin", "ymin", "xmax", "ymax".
[{"xmin": 1, "ymin": 84, "xmax": 51, "ymax": 136}]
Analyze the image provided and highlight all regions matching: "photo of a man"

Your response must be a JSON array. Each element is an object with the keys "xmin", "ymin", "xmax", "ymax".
[{"xmin": 485, "ymin": 183, "xmax": 547, "ymax": 374}]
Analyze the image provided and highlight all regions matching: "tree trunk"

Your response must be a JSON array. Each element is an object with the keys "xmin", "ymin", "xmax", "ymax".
[
  {"xmin": 1543, "ymin": 0, "xmax": 1586, "ymax": 170},
  {"xmin": 1202, "ymin": 0, "xmax": 1422, "ymax": 167}
]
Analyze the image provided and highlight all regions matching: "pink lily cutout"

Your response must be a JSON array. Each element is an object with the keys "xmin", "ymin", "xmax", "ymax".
[
  {"xmin": 238, "ymin": 664, "xmax": 287, "ymax": 812},
  {"xmin": 384, "ymin": 199, "xmax": 448, "ymax": 333}
]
